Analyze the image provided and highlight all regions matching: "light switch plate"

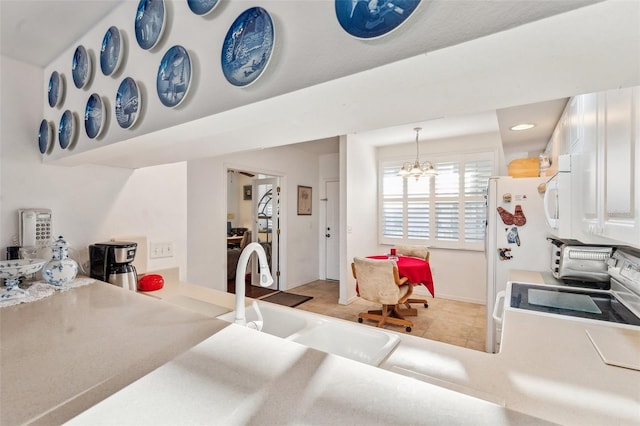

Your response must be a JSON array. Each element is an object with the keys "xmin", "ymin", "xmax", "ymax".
[{"xmin": 150, "ymin": 241, "xmax": 174, "ymax": 259}]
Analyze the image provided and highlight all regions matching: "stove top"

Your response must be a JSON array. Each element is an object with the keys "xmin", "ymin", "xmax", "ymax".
[{"xmin": 510, "ymin": 282, "xmax": 640, "ymax": 326}]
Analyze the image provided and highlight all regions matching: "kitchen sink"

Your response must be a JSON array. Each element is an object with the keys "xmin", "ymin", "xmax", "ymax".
[
  {"xmin": 291, "ymin": 320, "xmax": 400, "ymax": 366},
  {"xmin": 217, "ymin": 301, "xmax": 400, "ymax": 366},
  {"xmin": 217, "ymin": 302, "xmax": 318, "ymax": 338}
]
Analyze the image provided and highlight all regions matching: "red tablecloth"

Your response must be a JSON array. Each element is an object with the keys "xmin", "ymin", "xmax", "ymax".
[{"xmin": 366, "ymin": 255, "xmax": 435, "ymax": 297}]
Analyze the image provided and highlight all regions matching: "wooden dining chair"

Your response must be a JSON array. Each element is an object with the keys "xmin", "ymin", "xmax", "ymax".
[
  {"xmin": 352, "ymin": 257, "xmax": 417, "ymax": 332},
  {"xmin": 239, "ymin": 230, "xmax": 252, "ymax": 250},
  {"xmin": 395, "ymin": 244, "xmax": 431, "ymax": 309}
]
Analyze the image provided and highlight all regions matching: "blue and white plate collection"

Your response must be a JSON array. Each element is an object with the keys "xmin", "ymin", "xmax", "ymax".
[
  {"xmin": 39, "ymin": 0, "xmax": 421, "ymax": 154},
  {"xmin": 157, "ymin": 45, "xmax": 192, "ymax": 108},
  {"xmin": 85, "ymin": 94, "xmax": 106, "ymax": 138},
  {"xmin": 221, "ymin": 7, "xmax": 274, "ymax": 87},
  {"xmin": 100, "ymin": 26, "xmax": 124, "ymax": 76}
]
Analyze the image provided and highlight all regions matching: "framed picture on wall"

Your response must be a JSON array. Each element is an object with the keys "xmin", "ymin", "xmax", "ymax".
[
  {"xmin": 243, "ymin": 185, "xmax": 252, "ymax": 200},
  {"xmin": 297, "ymin": 185, "xmax": 312, "ymax": 215}
]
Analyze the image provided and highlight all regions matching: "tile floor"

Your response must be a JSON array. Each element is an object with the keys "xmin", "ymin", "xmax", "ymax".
[{"xmin": 277, "ymin": 280, "xmax": 487, "ymax": 352}]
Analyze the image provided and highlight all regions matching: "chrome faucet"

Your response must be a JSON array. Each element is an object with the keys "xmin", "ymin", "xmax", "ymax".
[{"xmin": 234, "ymin": 242, "xmax": 273, "ymax": 330}]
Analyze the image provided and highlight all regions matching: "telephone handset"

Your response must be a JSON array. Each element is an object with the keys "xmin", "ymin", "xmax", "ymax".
[{"xmin": 19, "ymin": 209, "xmax": 53, "ymax": 247}]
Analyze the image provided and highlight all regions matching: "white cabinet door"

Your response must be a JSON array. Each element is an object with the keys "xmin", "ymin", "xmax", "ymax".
[
  {"xmin": 566, "ymin": 96, "xmax": 584, "ymax": 154},
  {"xmin": 566, "ymin": 87, "xmax": 639, "ymax": 248},
  {"xmin": 572, "ymin": 92, "xmax": 603, "ymax": 242},
  {"xmin": 601, "ymin": 86, "xmax": 639, "ymax": 245}
]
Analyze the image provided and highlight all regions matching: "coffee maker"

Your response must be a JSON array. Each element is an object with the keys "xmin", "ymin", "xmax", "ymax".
[{"xmin": 89, "ymin": 241, "xmax": 138, "ymax": 291}]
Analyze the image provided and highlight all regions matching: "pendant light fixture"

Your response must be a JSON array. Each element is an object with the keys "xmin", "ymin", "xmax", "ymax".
[{"xmin": 397, "ymin": 127, "xmax": 437, "ymax": 180}]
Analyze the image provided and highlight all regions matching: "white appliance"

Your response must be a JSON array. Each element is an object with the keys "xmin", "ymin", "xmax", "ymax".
[
  {"xmin": 543, "ymin": 154, "xmax": 572, "ymax": 239},
  {"xmin": 485, "ymin": 176, "xmax": 550, "ymax": 353},
  {"xmin": 496, "ymin": 247, "xmax": 640, "ymax": 352}
]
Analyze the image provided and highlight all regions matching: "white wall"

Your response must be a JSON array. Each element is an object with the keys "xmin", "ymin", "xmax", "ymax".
[
  {"xmin": 343, "ymin": 135, "xmax": 379, "ymax": 304},
  {"xmin": 0, "ymin": 56, "xmax": 188, "ymax": 277},
  {"xmin": 36, "ymin": 1, "xmax": 639, "ymax": 171},
  {"xmin": 187, "ymin": 145, "xmax": 321, "ymax": 292},
  {"xmin": 45, "ymin": 0, "xmax": 544, "ymax": 165},
  {"xmin": 377, "ymin": 131, "xmax": 503, "ymax": 167}
]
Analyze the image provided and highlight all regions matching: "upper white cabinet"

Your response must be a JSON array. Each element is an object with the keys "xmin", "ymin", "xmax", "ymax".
[
  {"xmin": 569, "ymin": 86, "xmax": 639, "ymax": 248},
  {"xmin": 564, "ymin": 96, "xmax": 584, "ymax": 153},
  {"xmin": 571, "ymin": 92, "xmax": 599, "ymax": 242},
  {"xmin": 601, "ymin": 87, "xmax": 639, "ymax": 244}
]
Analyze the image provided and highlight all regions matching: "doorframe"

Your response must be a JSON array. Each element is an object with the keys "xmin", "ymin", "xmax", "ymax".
[
  {"xmin": 251, "ymin": 177, "xmax": 280, "ymax": 290},
  {"xmin": 224, "ymin": 163, "xmax": 287, "ymax": 291}
]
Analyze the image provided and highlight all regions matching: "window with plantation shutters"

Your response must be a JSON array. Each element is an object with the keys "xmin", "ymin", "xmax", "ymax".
[
  {"xmin": 379, "ymin": 152, "xmax": 494, "ymax": 250},
  {"xmin": 381, "ymin": 165, "xmax": 404, "ymax": 238}
]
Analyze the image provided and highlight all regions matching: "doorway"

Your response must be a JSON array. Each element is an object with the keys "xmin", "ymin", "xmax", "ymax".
[
  {"xmin": 252, "ymin": 177, "xmax": 280, "ymax": 290},
  {"xmin": 226, "ymin": 168, "xmax": 281, "ymax": 296}
]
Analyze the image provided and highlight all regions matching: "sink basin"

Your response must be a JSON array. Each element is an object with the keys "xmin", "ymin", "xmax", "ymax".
[
  {"xmin": 217, "ymin": 301, "xmax": 317, "ymax": 338},
  {"xmin": 217, "ymin": 301, "xmax": 400, "ymax": 365},
  {"xmin": 292, "ymin": 321, "xmax": 400, "ymax": 366}
]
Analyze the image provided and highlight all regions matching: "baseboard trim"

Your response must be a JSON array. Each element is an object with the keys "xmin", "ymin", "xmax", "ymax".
[{"xmin": 412, "ymin": 285, "xmax": 485, "ymax": 305}]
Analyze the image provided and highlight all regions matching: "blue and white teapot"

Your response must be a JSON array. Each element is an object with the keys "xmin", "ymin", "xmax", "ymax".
[{"xmin": 43, "ymin": 235, "xmax": 78, "ymax": 286}]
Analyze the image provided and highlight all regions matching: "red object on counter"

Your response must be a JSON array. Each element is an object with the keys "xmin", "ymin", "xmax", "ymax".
[
  {"xmin": 138, "ymin": 274, "xmax": 164, "ymax": 292},
  {"xmin": 390, "ymin": 248, "xmax": 396, "ymax": 256}
]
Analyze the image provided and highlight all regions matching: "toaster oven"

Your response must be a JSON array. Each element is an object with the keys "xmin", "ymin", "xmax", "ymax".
[{"xmin": 549, "ymin": 238, "xmax": 613, "ymax": 287}]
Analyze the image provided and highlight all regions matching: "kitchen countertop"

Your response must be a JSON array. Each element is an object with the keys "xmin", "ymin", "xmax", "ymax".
[
  {"xmin": 67, "ymin": 324, "xmax": 551, "ymax": 426},
  {"xmin": 0, "ymin": 278, "xmax": 228, "ymax": 426},
  {"xmin": 3, "ymin": 274, "xmax": 639, "ymax": 425},
  {"xmin": 381, "ymin": 310, "xmax": 640, "ymax": 425},
  {"xmin": 151, "ymin": 274, "xmax": 640, "ymax": 424},
  {"xmin": 382, "ymin": 269, "xmax": 640, "ymax": 425}
]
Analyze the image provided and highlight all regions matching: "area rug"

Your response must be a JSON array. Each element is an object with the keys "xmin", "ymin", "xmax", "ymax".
[{"xmin": 260, "ymin": 291, "xmax": 313, "ymax": 308}]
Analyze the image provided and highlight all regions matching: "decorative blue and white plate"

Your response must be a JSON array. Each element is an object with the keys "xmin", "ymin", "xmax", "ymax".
[
  {"xmin": 84, "ymin": 93, "xmax": 105, "ymax": 139},
  {"xmin": 334, "ymin": 0, "xmax": 421, "ymax": 39},
  {"xmin": 221, "ymin": 7, "xmax": 275, "ymax": 87},
  {"xmin": 38, "ymin": 119, "xmax": 53, "ymax": 154},
  {"xmin": 135, "ymin": 0, "xmax": 165, "ymax": 50},
  {"xmin": 72, "ymin": 45, "xmax": 92, "ymax": 89},
  {"xmin": 187, "ymin": 0, "xmax": 219, "ymax": 16},
  {"xmin": 115, "ymin": 77, "xmax": 141, "ymax": 129},
  {"xmin": 100, "ymin": 26, "xmax": 123, "ymax": 76},
  {"xmin": 157, "ymin": 45, "xmax": 192, "ymax": 108},
  {"xmin": 58, "ymin": 110, "xmax": 76, "ymax": 149},
  {"xmin": 48, "ymin": 71, "xmax": 64, "ymax": 108}
]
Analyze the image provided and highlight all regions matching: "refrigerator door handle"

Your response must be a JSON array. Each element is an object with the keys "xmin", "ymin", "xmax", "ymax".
[{"xmin": 492, "ymin": 291, "xmax": 506, "ymax": 325}]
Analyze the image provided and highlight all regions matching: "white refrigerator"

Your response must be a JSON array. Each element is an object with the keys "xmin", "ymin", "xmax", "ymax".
[{"xmin": 485, "ymin": 176, "xmax": 550, "ymax": 353}]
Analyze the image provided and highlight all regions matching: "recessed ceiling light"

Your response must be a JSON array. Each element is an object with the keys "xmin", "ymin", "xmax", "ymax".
[{"xmin": 510, "ymin": 123, "xmax": 536, "ymax": 131}]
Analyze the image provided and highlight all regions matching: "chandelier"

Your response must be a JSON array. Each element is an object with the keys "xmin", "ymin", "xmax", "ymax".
[{"xmin": 397, "ymin": 127, "xmax": 437, "ymax": 180}]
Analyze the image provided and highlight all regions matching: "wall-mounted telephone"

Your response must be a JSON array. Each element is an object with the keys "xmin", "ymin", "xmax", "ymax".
[{"xmin": 19, "ymin": 209, "xmax": 53, "ymax": 247}]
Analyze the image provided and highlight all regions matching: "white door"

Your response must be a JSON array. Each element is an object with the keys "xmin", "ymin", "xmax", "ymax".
[
  {"xmin": 252, "ymin": 178, "xmax": 279, "ymax": 290},
  {"xmin": 325, "ymin": 180, "xmax": 340, "ymax": 281}
]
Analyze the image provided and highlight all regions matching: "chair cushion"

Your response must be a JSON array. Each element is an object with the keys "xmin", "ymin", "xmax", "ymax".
[{"xmin": 354, "ymin": 257, "xmax": 400, "ymax": 305}]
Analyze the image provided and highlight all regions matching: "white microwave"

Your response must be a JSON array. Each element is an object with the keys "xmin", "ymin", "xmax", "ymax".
[{"xmin": 543, "ymin": 154, "xmax": 572, "ymax": 238}]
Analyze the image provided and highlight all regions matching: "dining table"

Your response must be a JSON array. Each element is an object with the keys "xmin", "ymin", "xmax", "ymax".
[{"xmin": 366, "ymin": 255, "xmax": 435, "ymax": 297}]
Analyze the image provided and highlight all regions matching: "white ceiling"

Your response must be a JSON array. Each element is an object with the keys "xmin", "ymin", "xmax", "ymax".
[
  {"xmin": 0, "ymin": 0, "xmax": 620, "ymax": 163},
  {"xmin": 0, "ymin": 0, "xmax": 126, "ymax": 67}
]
